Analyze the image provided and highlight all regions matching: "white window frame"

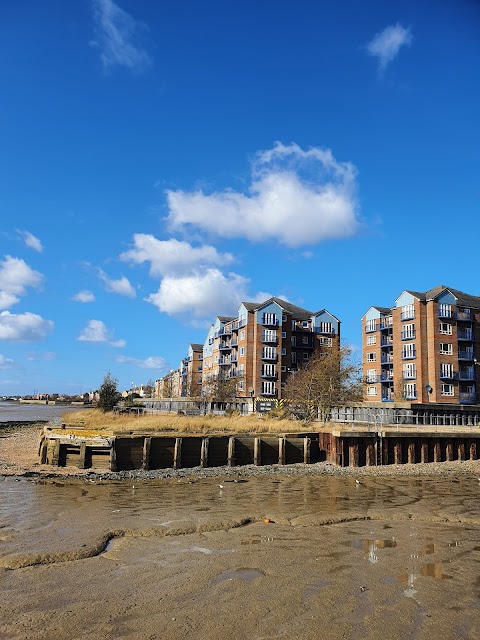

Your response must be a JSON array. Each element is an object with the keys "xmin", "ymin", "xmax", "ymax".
[
  {"xmin": 367, "ymin": 352, "xmax": 376, "ymax": 362},
  {"xmin": 441, "ymin": 383, "xmax": 454, "ymax": 396},
  {"xmin": 291, "ymin": 352, "xmax": 297, "ymax": 363},
  {"xmin": 282, "ymin": 331, "xmax": 286, "ymax": 338},
  {"xmin": 367, "ymin": 386, "xmax": 377, "ymax": 396},
  {"xmin": 402, "ymin": 323, "xmax": 415, "ymax": 339},
  {"xmin": 401, "ymin": 304, "xmax": 415, "ymax": 320},
  {"xmin": 439, "ymin": 322, "xmax": 452, "ymax": 335},
  {"xmin": 441, "ymin": 363, "xmax": 453, "ymax": 378},
  {"xmin": 240, "ymin": 347, "xmax": 245, "ymax": 356},
  {"xmin": 402, "ymin": 343, "xmax": 416, "ymax": 359},
  {"xmin": 366, "ymin": 335, "xmax": 376, "ymax": 345},
  {"xmin": 440, "ymin": 343, "xmax": 452, "ymax": 355},
  {"xmin": 281, "ymin": 348, "xmax": 286, "ymax": 355},
  {"xmin": 404, "ymin": 383, "xmax": 417, "ymax": 400},
  {"xmin": 366, "ymin": 319, "xmax": 376, "ymax": 332},
  {"xmin": 366, "ymin": 369, "xmax": 376, "ymax": 383},
  {"xmin": 403, "ymin": 363, "xmax": 416, "ymax": 379},
  {"xmin": 439, "ymin": 303, "xmax": 452, "ymax": 318}
]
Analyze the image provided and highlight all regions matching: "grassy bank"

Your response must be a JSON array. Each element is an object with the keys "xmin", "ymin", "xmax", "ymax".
[{"xmin": 62, "ymin": 409, "xmax": 314, "ymax": 436}]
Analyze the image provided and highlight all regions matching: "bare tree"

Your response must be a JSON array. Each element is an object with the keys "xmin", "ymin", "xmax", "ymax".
[{"xmin": 283, "ymin": 344, "xmax": 362, "ymax": 423}]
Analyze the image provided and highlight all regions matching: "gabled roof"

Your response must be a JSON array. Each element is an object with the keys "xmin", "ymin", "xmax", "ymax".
[
  {"xmin": 311, "ymin": 308, "xmax": 341, "ymax": 323},
  {"xmin": 189, "ymin": 343, "xmax": 203, "ymax": 351},
  {"xmin": 217, "ymin": 315, "xmax": 235, "ymax": 323},
  {"xmin": 240, "ymin": 302, "xmax": 259, "ymax": 311},
  {"xmin": 404, "ymin": 285, "xmax": 480, "ymax": 309},
  {"xmin": 242, "ymin": 296, "xmax": 313, "ymax": 320}
]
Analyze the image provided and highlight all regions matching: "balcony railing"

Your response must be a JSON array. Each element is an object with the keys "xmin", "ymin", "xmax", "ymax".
[
  {"xmin": 262, "ymin": 316, "xmax": 279, "ymax": 327},
  {"xmin": 458, "ymin": 350, "xmax": 474, "ymax": 360},
  {"xmin": 401, "ymin": 311, "xmax": 415, "ymax": 320},
  {"xmin": 365, "ymin": 376, "xmax": 378, "ymax": 383},
  {"xmin": 457, "ymin": 310, "xmax": 472, "ymax": 321},
  {"xmin": 381, "ymin": 355, "xmax": 394, "ymax": 364},
  {"xmin": 261, "ymin": 372, "xmax": 278, "ymax": 380},
  {"xmin": 219, "ymin": 342, "xmax": 232, "ymax": 350},
  {"xmin": 458, "ymin": 330, "xmax": 474, "ymax": 341},
  {"xmin": 438, "ymin": 308, "xmax": 454, "ymax": 319},
  {"xmin": 381, "ymin": 337, "xmax": 393, "ymax": 346},
  {"xmin": 439, "ymin": 369, "xmax": 457, "ymax": 380},
  {"xmin": 218, "ymin": 358, "xmax": 231, "ymax": 366},
  {"xmin": 382, "ymin": 396, "xmax": 394, "ymax": 402},
  {"xmin": 261, "ymin": 388, "xmax": 277, "ymax": 397},
  {"xmin": 458, "ymin": 371, "xmax": 476, "ymax": 381},
  {"xmin": 402, "ymin": 351, "xmax": 416, "ymax": 360},
  {"xmin": 261, "ymin": 334, "xmax": 278, "ymax": 344},
  {"xmin": 460, "ymin": 392, "xmax": 477, "ymax": 404},
  {"xmin": 231, "ymin": 318, "xmax": 247, "ymax": 331},
  {"xmin": 262, "ymin": 352, "xmax": 277, "ymax": 361},
  {"xmin": 379, "ymin": 319, "xmax": 393, "ymax": 330},
  {"xmin": 379, "ymin": 373, "xmax": 394, "ymax": 382},
  {"xmin": 365, "ymin": 324, "xmax": 377, "ymax": 333},
  {"xmin": 401, "ymin": 331, "xmax": 416, "ymax": 340},
  {"xmin": 402, "ymin": 371, "xmax": 417, "ymax": 379}
]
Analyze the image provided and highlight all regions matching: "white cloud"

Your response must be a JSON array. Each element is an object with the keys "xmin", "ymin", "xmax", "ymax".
[
  {"xmin": 0, "ymin": 354, "xmax": 16, "ymax": 369},
  {"xmin": 91, "ymin": 0, "xmax": 152, "ymax": 72},
  {"xmin": 71, "ymin": 290, "xmax": 96, "ymax": 303},
  {"xmin": 0, "ymin": 256, "xmax": 43, "ymax": 310},
  {"xmin": 0, "ymin": 311, "xmax": 54, "ymax": 341},
  {"xmin": 78, "ymin": 319, "xmax": 126, "ymax": 348},
  {"xmin": 146, "ymin": 269, "xmax": 252, "ymax": 319},
  {"xmin": 120, "ymin": 235, "xmax": 234, "ymax": 277},
  {"xmin": 166, "ymin": 142, "xmax": 359, "ymax": 248},
  {"xmin": 17, "ymin": 230, "xmax": 43, "ymax": 253},
  {"xmin": 25, "ymin": 351, "xmax": 56, "ymax": 362},
  {"xmin": 116, "ymin": 355, "xmax": 168, "ymax": 370},
  {"xmin": 97, "ymin": 269, "xmax": 136, "ymax": 298},
  {"xmin": 367, "ymin": 24, "xmax": 412, "ymax": 72}
]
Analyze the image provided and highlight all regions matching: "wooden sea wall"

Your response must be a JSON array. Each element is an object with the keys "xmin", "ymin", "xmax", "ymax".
[{"xmin": 39, "ymin": 433, "xmax": 315, "ymax": 471}]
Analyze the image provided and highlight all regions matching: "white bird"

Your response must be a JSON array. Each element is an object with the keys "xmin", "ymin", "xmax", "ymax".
[
  {"xmin": 355, "ymin": 480, "xmax": 362, "ymax": 484},
  {"xmin": 219, "ymin": 484, "xmax": 225, "ymax": 489}
]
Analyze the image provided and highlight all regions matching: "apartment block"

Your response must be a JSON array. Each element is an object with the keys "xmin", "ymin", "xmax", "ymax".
[
  {"xmin": 202, "ymin": 297, "xmax": 340, "ymax": 400},
  {"xmin": 362, "ymin": 286, "xmax": 480, "ymax": 405}
]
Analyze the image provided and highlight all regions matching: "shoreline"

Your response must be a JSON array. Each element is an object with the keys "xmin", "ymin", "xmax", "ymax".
[{"xmin": 2, "ymin": 423, "xmax": 480, "ymax": 482}]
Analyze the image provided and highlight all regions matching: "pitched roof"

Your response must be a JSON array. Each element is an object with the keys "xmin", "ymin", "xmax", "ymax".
[
  {"xmin": 406, "ymin": 285, "xmax": 480, "ymax": 309},
  {"xmin": 241, "ymin": 302, "xmax": 258, "ymax": 311},
  {"xmin": 190, "ymin": 343, "xmax": 203, "ymax": 351},
  {"xmin": 217, "ymin": 315, "xmax": 235, "ymax": 323},
  {"xmin": 242, "ymin": 296, "xmax": 313, "ymax": 320}
]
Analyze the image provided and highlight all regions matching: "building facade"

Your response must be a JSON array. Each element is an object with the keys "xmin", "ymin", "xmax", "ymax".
[{"xmin": 362, "ymin": 286, "xmax": 480, "ymax": 404}]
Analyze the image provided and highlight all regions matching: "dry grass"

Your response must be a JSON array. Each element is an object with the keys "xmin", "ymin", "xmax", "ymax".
[{"xmin": 62, "ymin": 409, "xmax": 314, "ymax": 436}]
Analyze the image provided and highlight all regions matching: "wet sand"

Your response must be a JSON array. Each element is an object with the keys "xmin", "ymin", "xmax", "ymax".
[{"xmin": 2, "ymin": 471, "xmax": 480, "ymax": 639}]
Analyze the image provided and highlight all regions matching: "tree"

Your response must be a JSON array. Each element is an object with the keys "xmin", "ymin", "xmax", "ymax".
[
  {"xmin": 97, "ymin": 372, "xmax": 119, "ymax": 413},
  {"xmin": 203, "ymin": 369, "xmax": 242, "ymax": 404},
  {"xmin": 283, "ymin": 344, "xmax": 362, "ymax": 423}
]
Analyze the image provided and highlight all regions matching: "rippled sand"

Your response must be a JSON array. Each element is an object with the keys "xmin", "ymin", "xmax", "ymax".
[{"xmin": 1, "ymin": 474, "xmax": 480, "ymax": 639}]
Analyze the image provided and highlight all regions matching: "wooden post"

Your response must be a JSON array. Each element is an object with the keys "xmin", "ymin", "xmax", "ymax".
[
  {"xmin": 174, "ymin": 438, "xmax": 182, "ymax": 469},
  {"xmin": 470, "ymin": 441, "xmax": 477, "ymax": 461},
  {"xmin": 394, "ymin": 439, "xmax": 402, "ymax": 465},
  {"xmin": 407, "ymin": 442, "xmax": 416, "ymax": 464},
  {"xmin": 228, "ymin": 437, "xmax": 235, "ymax": 466},
  {"xmin": 52, "ymin": 440, "xmax": 61, "ymax": 466},
  {"xmin": 445, "ymin": 442, "xmax": 454, "ymax": 462},
  {"xmin": 349, "ymin": 440, "xmax": 359, "ymax": 467},
  {"xmin": 304, "ymin": 437, "xmax": 311, "ymax": 464},
  {"xmin": 110, "ymin": 439, "xmax": 117, "ymax": 471},
  {"xmin": 79, "ymin": 442, "xmax": 87, "ymax": 469},
  {"xmin": 254, "ymin": 438, "xmax": 261, "ymax": 466},
  {"xmin": 433, "ymin": 441, "xmax": 442, "ymax": 462},
  {"xmin": 142, "ymin": 437, "xmax": 151, "ymax": 471},
  {"xmin": 420, "ymin": 441, "xmax": 429, "ymax": 464},
  {"xmin": 366, "ymin": 442, "xmax": 375, "ymax": 466},
  {"xmin": 278, "ymin": 438, "xmax": 285, "ymax": 465},
  {"xmin": 201, "ymin": 437, "xmax": 209, "ymax": 468},
  {"xmin": 458, "ymin": 440, "xmax": 465, "ymax": 462}
]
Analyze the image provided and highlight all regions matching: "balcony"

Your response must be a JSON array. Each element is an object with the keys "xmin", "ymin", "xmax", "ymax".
[
  {"xmin": 439, "ymin": 369, "xmax": 457, "ymax": 380},
  {"xmin": 402, "ymin": 371, "xmax": 417, "ymax": 379},
  {"xmin": 458, "ymin": 371, "xmax": 476, "ymax": 381},
  {"xmin": 401, "ymin": 311, "xmax": 415, "ymax": 321},
  {"xmin": 401, "ymin": 331, "xmax": 416, "ymax": 340},
  {"xmin": 218, "ymin": 358, "xmax": 231, "ymax": 366},
  {"xmin": 232, "ymin": 318, "xmax": 247, "ymax": 331},
  {"xmin": 261, "ymin": 371, "xmax": 278, "ymax": 380},
  {"xmin": 219, "ymin": 342, "xmax": 232, "ymax": 350},
  {"xmin": 379, "ymin": 373, "xmax": 394, "ymax": 382},
  {"xmin": 230, "ymin": 338, "xmax": 238, "ymax": 347},
  {"xmin": 230, "ymin": 354, "xmax": 237, "ymax": 363},
  {"xmin": 262, "ymin": 352, "xmax": 277, "ymax": 361},
  {"xmin": 365, "ymin": 324, "xmax": 377, "ymax": 333},
  {"xmin": 261, "ymin": 388, "xmax": 277, "ymax": 397},
  {"xmin": 458, "ymin": 330, "xmax": 474, "ymax": 341},
  {"xmin": 382, "ymin": 396, "xmax": 394, "ymax": 402},
  {"xmin": 457, "ymin": 310, "xmax": 472, "ymax": 322},
  {"xmin": 381, "ymin": 355, "xmax": 394, "ymax": 364},
  {"xmin": 402, "ymin": 351, "xmax": 416, "ymax": 360},
  {"xmin": 458, "ymin": 350, "xmax": 474, "ymax": 360},
  {"xmin": 262, "ymin": 316, "xmax": 279, "ymax": 327},
  {"xmin": 365, "ymin": 375, "xmax": 378, "ymax": 383},
  {"xmin": 261, "ymin": 333, "xmax": 278, "ymax": 344},
  {"xmin": 381, "ymin": 337, "xmax": 393, "ymax": 346},
  {"xmin": 438, "ymin": 308, "xmax": 454, "ymax": 319},
  {"xmin": 379, "ymin": 319, "xmax": 393, "ymax": 330},
  {"xmin": 460, "ymin": 392, "xmax": 477, "ymax": 404}
]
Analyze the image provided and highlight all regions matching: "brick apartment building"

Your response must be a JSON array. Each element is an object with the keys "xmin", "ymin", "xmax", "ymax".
[
  {"xmin": 362, "ymin": 286, "xmax": 480, "ymax": 405},
  {"xmin": 202, "ymin": 297, "xmax": 340, "ymax": 400}
]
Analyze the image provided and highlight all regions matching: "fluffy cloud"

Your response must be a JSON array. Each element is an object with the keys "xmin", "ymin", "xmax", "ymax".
[
  {"xmin": 146, "ymin": 269, "xmax": 253, "ymax": 319},
  {"xmin": 17, "ymin": 230, "xmax": 43, "ymax": 253},
  {"xmin": 116, "ymin": 355, "xmax": 168, "ymax": 370},
  {"xmin": 120, "ymin": 235, "xmax": 234, "ymax": 277},
  {"xmin": 0, "ymin": 311, "xmax": 54, "ymax": 341},
  {"xmin": 0, "ymin": 354, "xmax": 16, "ymax": 369},
  {"xmin": 97, "ymin": 269, "xmax": 136, "ymax": 298},
  {"xmin": 78, "ymin": 319, "xmax": 126, "ymax": 347},
  {"xmin": 0, "ymin": 256, "xmax": 43, "ymax": 310},
  {"xmin": 91, "ymin": 0, "xmax": 152, "ymax": 72},
  {"xmin": 367, "ymin": 24, "xmax": 412, "ymax": 72},
  {"xmin": 71, "ymin": 290, "xmax": 96, "ymax": 303},
  {"xmin": 166, "ymin": 142, "xmax": 359, "ymax": 247}
]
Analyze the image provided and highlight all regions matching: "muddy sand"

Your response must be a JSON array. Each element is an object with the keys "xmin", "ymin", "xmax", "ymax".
[{"xmin": 2, "ymin": 425, "xmax": 480, "ymax": 639}]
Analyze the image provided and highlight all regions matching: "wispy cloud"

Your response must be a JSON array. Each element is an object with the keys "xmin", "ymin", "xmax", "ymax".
[
  {"xmin": 0, "ymin": 311, "xmax": 54, "ymax": 342},
  {"xmin": 116, "ymin": 355, "xmax": 168, "ymax": 370},
  {"xmin": 91, "ymin": 0, "xmax": 152, "ymax": 72},
  {"xmin": 166, "ymin": 142, "xmax": 359, "ymax": 248},
  {"xmin": 25, "ymin": 351, "xmax": 56, "ymax": 362},
  {"xmin": 17, "ymin": 230, "xmax": 43, "ymax": 253},
  {"xmin": 0, "ymin": 354, "xmax": 16, "ymax": 370},
  {"xmin": 367, "ymin": 24, "xmax": 412, "ymax": 72},
  {"xmin": 0, "ymin": 256, "xmax": 43, "ymax": 310},
  {"xmin": 71, "ymin": 290, "xmax": 96, "ymax": 303},
  {"xmin": 78, "ymin": 319, "xmax": 126, "ymax": 348},
  {"xmin": 97, "ymin": 269, "xmax": 136, "ymax": 298}
]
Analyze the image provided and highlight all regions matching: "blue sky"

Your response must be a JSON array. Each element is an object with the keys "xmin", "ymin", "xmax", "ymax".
[{"xmin": 1, "ymin": 0, "xmax": 479, "ymax": 395}]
